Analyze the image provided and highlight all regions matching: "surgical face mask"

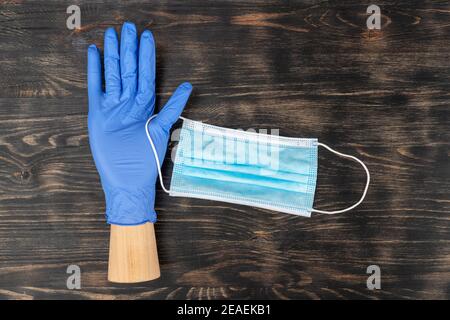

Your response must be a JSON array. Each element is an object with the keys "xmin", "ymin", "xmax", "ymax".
[{"xmin": 146, "ymin": 116, "xmax": 370, "ymax": 216}]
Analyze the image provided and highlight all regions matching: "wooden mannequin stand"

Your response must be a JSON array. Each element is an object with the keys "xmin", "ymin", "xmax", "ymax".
[{"xmin": 108, "ymin": 222, "xmax": 160, "ymax": 283}]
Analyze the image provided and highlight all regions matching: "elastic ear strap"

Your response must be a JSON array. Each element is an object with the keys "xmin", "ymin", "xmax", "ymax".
[
  {"xmin": 312, "ymin": 142, "xmax": 370, "ymax": 215},
  {"xmin": 145, "ymin": 115, "xmax": 171, "ymax": 194}
]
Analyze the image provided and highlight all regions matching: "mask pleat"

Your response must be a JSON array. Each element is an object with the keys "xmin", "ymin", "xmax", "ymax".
[
  {"xmin": 178, "ymin": 163, "xmax": 312, "ymax": 193},
  {"xmin": 179, "ymin": 156, "xmax": 312, "ymax": 184}
]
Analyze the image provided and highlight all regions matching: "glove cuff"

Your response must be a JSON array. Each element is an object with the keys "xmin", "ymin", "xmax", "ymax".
[{"xmin": 104, "ymin": 186, "xmax": 156, "ymax": 225}]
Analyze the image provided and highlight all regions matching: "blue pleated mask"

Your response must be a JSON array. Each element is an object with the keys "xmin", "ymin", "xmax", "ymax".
[{"xmin": 146, "ymin": 117, "xmax": 370, "ymax": 216}]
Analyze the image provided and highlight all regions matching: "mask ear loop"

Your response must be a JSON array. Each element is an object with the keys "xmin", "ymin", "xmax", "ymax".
[
  {"xmin": 145, "ymin": 115, "xmax": 188, "ymax": 194},
  {"xmin": 311, "ymin": 143, "xmax": 370, "ymax": 215}
]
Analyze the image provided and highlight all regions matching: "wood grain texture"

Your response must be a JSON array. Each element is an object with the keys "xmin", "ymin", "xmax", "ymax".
[{"xmin": 0, "ymin": 0, "xmax": 449, "ymax": 299}]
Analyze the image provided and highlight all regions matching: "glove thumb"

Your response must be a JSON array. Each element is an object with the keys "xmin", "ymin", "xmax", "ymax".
[{"xmin": 156, "ymin": 82, "xmax": 193, "ymax": 131}]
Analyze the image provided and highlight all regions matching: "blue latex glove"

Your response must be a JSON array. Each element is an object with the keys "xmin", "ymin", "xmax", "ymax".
[{"xmin": 87, "ymin": 22, "xmax": 192, "ymax": 225}]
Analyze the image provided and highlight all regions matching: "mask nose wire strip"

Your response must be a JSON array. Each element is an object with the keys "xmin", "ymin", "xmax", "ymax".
[
  {"xmin": 312, "ymin": 142, "xmax": 370, "ymax": 214},
  {"xmin": 145, "ymin": 115, "xmax": 171, "ymax": 194}
]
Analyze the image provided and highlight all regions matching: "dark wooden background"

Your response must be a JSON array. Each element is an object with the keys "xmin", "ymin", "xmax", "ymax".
[{"xmin": 0, "ymin": 0, "xmax": 448, "ymax": 300}]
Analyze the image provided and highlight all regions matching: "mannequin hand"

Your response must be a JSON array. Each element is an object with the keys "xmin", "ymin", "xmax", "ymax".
[{"xmin": 87, "ymin": 22, "xmax": 192, "ymax": 225}]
